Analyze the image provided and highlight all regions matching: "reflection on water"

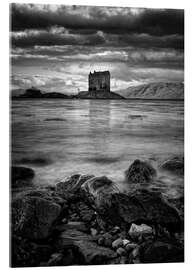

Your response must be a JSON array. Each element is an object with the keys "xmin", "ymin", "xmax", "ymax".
[{"xmin": 11, "ymin": 99, "xmax": 184, "ymax": 198}]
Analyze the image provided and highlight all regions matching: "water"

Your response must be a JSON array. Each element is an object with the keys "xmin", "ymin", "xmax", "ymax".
[{"xmin": 11, "ymin": 99, "xmax": 184, "ymax": 198}]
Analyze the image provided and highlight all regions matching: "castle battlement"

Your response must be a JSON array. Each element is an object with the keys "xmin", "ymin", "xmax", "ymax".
[{"xmin": 88, "ymin": 70, "xmax": 110, "ymax": 92}]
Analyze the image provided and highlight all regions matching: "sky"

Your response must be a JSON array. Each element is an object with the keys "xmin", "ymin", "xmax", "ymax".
[{"xmin": 10, "ymin": 3, "xmax": 184, "ymax": 94}]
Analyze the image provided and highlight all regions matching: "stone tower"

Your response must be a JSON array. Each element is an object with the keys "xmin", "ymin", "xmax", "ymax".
[{"xmin": 88, "ymin": 71, "xmax": 110, "ymax": 92}]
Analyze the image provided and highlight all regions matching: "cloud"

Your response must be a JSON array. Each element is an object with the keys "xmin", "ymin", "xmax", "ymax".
[
  {"xmin": 11, "ymin": 4, "xmax": 184, "ymax": 50},
  {"xmin": 11, "ymin": 4, "xmax": 183, "ymax": 36}
]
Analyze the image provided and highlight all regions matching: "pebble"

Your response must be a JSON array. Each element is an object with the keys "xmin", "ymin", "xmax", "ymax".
[
  {"xmin": 90, "ymin": 228, "xmax": 98, "ymax": 236},
  {"xmin": 116, "ymin": 247, "xmax": 127, "ymax": 256},
  {"xmin": 98, "ymin": 237, "xmax": 105, "ymax": 245},
  {"xmin": 112, "ymin": 238, "xmax": 123, "ymax": 249},
  {"xmin": 62, "ymin": 218, "xmax": 68, "ymax": 224},
  {"xmin": 122, "ymin": 239, "xmax": 130, "ymax": 246},
  {"xmin": 132, "ymin": 247, "xmax": 140, "ymax": 258}
]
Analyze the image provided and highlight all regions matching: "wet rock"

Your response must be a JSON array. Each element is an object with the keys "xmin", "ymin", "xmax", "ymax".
[
  {"xmin": 125, "ymin": 159, "xmax": 156, "ymax": 183},
  {"xmin": 56, "ymin": 228, "xmax": 116, "ymax": 264},
  {"xmin": 160, "ymin": 157, "xmax": 184, "ymax": 175},
  {"xmin": 125, "ymin": 243, "xmax": 138, "ymax": 252},
  {"xmin": 129, "ymin": 223, "xmax": 153, "ymax": 241},
  {"xmin": 75, "ymin": 240, "xmax": 117, "ymax": 264},
  {"xmin": 112, "ymin": 238, "xmax": 123, "ymax": 249},
  {"xmin": 99, "ymin": 189, "xmax": 182, "ymax": 233},
  {"xmin": 90, "ymin": 228, "xmax": 98, "ymax": 236},
  {"xmin": 11, "ymin": 166, "xmax": 35, "ymax": 188},
  {"xmin": 56, "ymin": 174, "xmax": 94, "ymax": 196},
  {"xmin": 129, "ymin": 189, "xmax": 182, "ymax": 233},
  {"xmin": 98, "ymin": 237, "xmax": 105, "ymax": 246},
  {"xmin": 54, "ymin": 221, "xmax": 88, "ymax": 233},
  {"xmin": 139, "ymin": 241, "xmax": 184, "ymax": 263},
  {"xmin": 75, "ymin": 201, "xmax": 96, "ymax": 223},
  {"xmin": 122, "ymin": 239, "xmax": 130, "ymax": 246},
  {"xmin": 81, "ymin": 175, "xmax": 120, "ymax": 207},
  {"xmin": 12, "ymin": 195, "xmax": 61, "ymax": 239},
  {"xmin": 116, "ymin": 247, "xmax": 126, "ymax": 256},
  {"xmin": 102, "ymin": 232, "xmax": 114, "ymax": 247}
]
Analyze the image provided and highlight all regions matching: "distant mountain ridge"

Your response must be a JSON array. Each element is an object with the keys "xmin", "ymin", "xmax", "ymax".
[{"xmin": 115, "ymin": 82, "xmax": 184, "ymax": 99}]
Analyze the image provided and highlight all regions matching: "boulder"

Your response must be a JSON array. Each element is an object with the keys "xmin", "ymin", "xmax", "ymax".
[
  {"xmin": 11, "ymin": 166, "xmax": 35, "ymax": 188},
  {"xmin": 56, "ymin": 174, "xmax": 94, "ymax": 197},
  {"xmin": 128, "ymin": 223, "xmax": 153, "ymax": 241},
  {"xmin": 96, "ymin": 189, "xmax": 182, "ymax": 233},
  {"xmin": 81, "ymin": 175, "xmax": 119, "ymax": 207},
  {"xmin": 139, "ymin": 241, "xmax": 184, "ymax": 263},
  {"xmin": 125, "ymin": 160, "xmax": 156, "ymax": 183},
  {"xmin": 12, "ymin": 195, "xmax": 61, "ymax": 239},
  {"xmin": 159, "ymin": 157, "xmax": 184, "ymax": 175}
]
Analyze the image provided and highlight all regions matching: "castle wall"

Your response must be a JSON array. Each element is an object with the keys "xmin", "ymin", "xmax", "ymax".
[{"xmin": 88, "ymin": 71, "xmax": 110, "ymax": 92}]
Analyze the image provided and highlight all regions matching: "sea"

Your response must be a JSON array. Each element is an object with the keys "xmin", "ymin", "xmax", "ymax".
[{"xmin": 11, "ymin": 99, "xmax": 184, "ymax": 199}]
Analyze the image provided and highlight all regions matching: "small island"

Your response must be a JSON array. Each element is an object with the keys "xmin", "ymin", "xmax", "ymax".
[{"xmin": 12, "ymin": 71, "xmax": 125, "ymax": 100}]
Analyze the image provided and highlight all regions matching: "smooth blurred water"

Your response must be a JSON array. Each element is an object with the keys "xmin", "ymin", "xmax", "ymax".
[{"xmin": 11, "ymin": 99, "xmax": 184, "ymax": 198}]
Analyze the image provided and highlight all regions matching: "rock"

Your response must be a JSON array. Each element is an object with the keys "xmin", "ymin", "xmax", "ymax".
[
  {"xmin": 160, "ymin": 157, "xmax": 184, "ymax": 175},
  {"xmin": 81, "ymin": 175, "xmax": 120, "ymax": 207},
  {"xmin": 98, "ymin": 189, "xmax": 182, "ymax": 233},
  {"xmin": 75, "ymin": 201, "xmax": 96, "ymax": 223},
  {"xmin": 11, "ymin": 235, "xmax": 53, "ymax": 267},
  {"xmin": 56, "ymin": 174, "xmax": 94, "ymax": 196},
  {"xmin": 112, "ymin": 238, "xmax": 123, "ymax": 249},
  {"xmin": 125, "ymin": 159, "xmax": 156, "ymax": 183},
  {"xmin": 116, "ymin": 247, "xmax": 126, "ymax": 256},
  {"xmin": 56, "ymin": 228, "xmax": 116, "ymax": 264},
  {"xmin": 90, "ymin": 228, "xmax": 98, "ymax": 236},
  {"xmin": 54, "ymin": 221, "xmax": 88, "ymax": 233},
  {"xmin": 132, "ymin": 247, "xmax": 140, "ymax": 258},
  {"xmin": 129, "ymin": 189, "xmax": 182, "ymax": 233},
  {"xmin": 102, "ymin": 232, "xmax": 114, "ymax": 247},
  {"xmin": 62, "ymin": 218, "xmax": 68, "ymax": 224},
  {"xmin": 111, "ymin": 226, "xmax": 121, "ymax": 235},
  {"xmin": 122, "ymin": 239, "xmax": 130, "ymax": 246},
  {"xmin": 11, "ymin": 166, "xmax": 35, "ymax": 188},
  {"xmin": 75, "ymin": 240, "xmax": 117, "ymax": 264},
  {"xmin": 129, "ymin": 223, "xmax": 153, "ymax": 241},
  {"xmin": 47, "ymin": 253, "xmax": 64, "ymax": 266},
  {"xmin": 125, "ymin": 243, "xmax": 138, "ymax": 252},
  {"xmin": 139, "ymin": 241, "xmax": 184, "ymax": 263},
  {"xmin": 98, "ymin": 237, "xmax": 105, "ymax": 246},
  {"xmin": 12, "ymin": 195, "xmax": 61, "ymax": 239}
]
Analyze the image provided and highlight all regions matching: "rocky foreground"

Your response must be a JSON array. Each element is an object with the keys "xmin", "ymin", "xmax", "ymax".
[{"xmin": 11, "ymin": 159, "xmax": 184, "ymax": 267}]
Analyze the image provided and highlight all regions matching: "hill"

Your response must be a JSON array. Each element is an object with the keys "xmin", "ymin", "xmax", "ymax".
[{"xmin": 116, "ymin": 82, "xmax": 184, "ymax": 100}]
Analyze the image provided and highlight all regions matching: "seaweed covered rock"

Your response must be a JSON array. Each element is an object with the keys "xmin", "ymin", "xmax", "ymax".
[
  {"xmin": 81, "ymin": 175, "xmax": 120, "ymax": 207},
  {"xmin": 56, "ymin": 174, "xmax": 94, "ymax": 197},
  {"xmin": 11, "ymin": 166, "xmax": 35, "ymax": 188},
  {"xmin": 159, "ymin": 157, "xmax": 184, "ymax": 175},
  {"xmin": 125, "ymin": 160, "xmax": 156, "ymax": 183},
  {"xmin": 12, "ymin": 195, "xmax": 61, "ymax": 239}
]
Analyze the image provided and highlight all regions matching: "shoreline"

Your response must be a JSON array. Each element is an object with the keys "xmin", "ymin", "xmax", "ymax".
[{"xmin": 11, "ymin": 158, "xmax": 184, "ymax": 267}]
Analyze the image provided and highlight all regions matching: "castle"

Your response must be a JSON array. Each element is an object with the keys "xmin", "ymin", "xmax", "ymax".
[{"xmin": 88, "ymin": 71, "xmax": 110, "ymax": 92}]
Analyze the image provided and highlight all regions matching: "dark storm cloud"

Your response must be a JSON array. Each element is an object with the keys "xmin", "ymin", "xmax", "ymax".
[{"xmin": 11, "ymin": 4, "xmax": 183, "ymax": 36}]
